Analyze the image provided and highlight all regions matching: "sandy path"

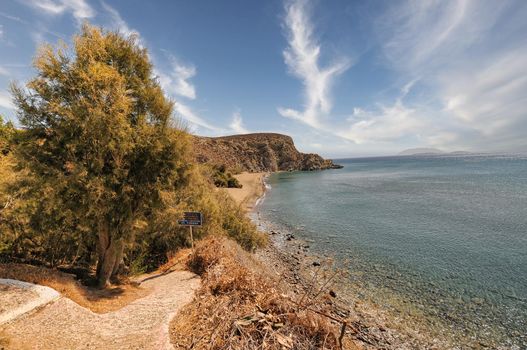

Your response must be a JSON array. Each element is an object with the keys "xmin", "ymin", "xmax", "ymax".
[
  {"xmin": 0, "ymin": 279, "xmax": 60, "ymax": 325},
  {"xmin": 224, "ymin": 172, "xmax": 266, "ymax": 211},
  {"xmin": 0, "ymin": 270, "xmax": 200, "ymax": 350}
]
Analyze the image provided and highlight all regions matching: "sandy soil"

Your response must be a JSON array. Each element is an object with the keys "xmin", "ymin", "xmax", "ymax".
[
  {"xmin": 0, "ymin": 270, "xmax": 200, "ymax": 350},
  {"xmin": 0, "ymin": 279, "xmax": 60, "ymax": 325},
  {"xmin": 224, "ymin": 172, "xmax": 267, "ymax": 211},
  {"xmin": 0, "ymin": 263, "xmax": 150, "ymax": 314},
  {"xmin": 0, "ymin": 285, "xmax": 38, "ymax": 317}
]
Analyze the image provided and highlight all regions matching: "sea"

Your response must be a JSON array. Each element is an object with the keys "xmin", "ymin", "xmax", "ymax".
[{"xmin": 256, "ymin": 154, "xmax": 527, "ymax": 349}]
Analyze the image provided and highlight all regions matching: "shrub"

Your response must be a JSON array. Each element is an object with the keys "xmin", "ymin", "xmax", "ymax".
[{"xmin": 211, "ymin": 164, "xmax": 242, "ymax": 188}]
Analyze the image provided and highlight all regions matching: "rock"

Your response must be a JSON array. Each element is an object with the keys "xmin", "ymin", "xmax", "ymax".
[
  {"xmin": 329, "ymin": 290, "xmax": 337, "ymax": 298},
  {"xmin": 312, "ymin": 261, "xmax": 321, "ymax": 267},
  {"xmin": 472, "ymin": 297, "xmax": 484, "ymax": 305},
  {"xmin": 192, "ymin": 133, "xmax": 342, "ymax": 172}
]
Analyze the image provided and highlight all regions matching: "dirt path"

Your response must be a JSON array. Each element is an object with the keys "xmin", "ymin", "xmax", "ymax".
[
  {"xmin": 0, "ymin": 270, "xmax": 200, "ymax": 350},
  {"xmin": 0, "ymin": 279, "xmax": 60, "ymax": 325}
]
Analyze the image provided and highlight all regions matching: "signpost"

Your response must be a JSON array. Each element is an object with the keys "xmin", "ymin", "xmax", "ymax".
[{"xmin": 178, "ymin": 212, "xmax": 202, "ymax": 250}]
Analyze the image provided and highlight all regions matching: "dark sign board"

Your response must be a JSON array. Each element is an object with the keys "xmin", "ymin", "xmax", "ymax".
[{"xmin": 178, "ymin": 211, "xmax": 202, "ymax": 226}]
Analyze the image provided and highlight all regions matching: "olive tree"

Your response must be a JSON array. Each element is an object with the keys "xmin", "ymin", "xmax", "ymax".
[{"xmin": 11, "ymin": 24, "xmax": 190, "ymax": 287}]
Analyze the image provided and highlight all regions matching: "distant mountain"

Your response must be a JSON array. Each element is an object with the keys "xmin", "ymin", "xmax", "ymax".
[{"xmin": 398, "ymin": 148, "xmax": 444, "ymax": 156}]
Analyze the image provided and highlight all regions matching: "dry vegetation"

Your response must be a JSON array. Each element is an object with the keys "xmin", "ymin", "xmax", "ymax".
[
  {"xmin": 0, "ymin": 263, "xmax": 147, "ymax": 313},
  {"xmin": 170, "ymin": 236, "xmax": 361, "ymax": 350},
  {"xmin": 192, "ymin": 133, "xmax": 339, "ymax": 172}
]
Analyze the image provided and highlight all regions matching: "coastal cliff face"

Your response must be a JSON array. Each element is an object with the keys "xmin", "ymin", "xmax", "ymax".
[{"xmin": 192, "ymin": 133, "xmax": 341, "ymax": 172}]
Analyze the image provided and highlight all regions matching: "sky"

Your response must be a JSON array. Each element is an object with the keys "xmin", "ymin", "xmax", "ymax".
[{"xmin": 0, "ymin": 0, "xmax": 526, "ymax": 157}]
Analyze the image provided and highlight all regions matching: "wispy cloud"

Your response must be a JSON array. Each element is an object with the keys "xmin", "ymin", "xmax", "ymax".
[
  {"xmin": 155, "ymin": 57, "xmax": 220, "ymax": 132},
  {"xmin": 0, "ymin": 92, "xmax": 14, "ymax": 110},
  {"xmin": 98, "ymin": 2, "xmax": 219, "ymax": 133},
  {"xmin": 0, "ymin": 12, "xmax": 24, "ymax": 23},
  {"xmin": 22, "ymin": 0, "xmax": 95, "ymax": 23},
  {"xmin": 440, "ymin": 47, "xmax": 527, "ymax": 147},
  {"xmin": 351, "ymin": 0, "xmax": 527, "ymax": 153},
  {"xmin": 229, "ymin": 110, "xmax": 249, "ymax": 134},
  {"xmin": 157, "ymin": 54, "xmax": 197, "ymax": 100},
  {"xmin": 0, "ymin": 66, "xmax": 8, "ymax": 76},
  {"xmin": 278, "ymin": 0, "xmax": 351, "ymax": 129},
  {"xmin": 101, "ymin": 1, "xmax": 141, "ymax": 43},
  {"xmin": 338, "ymin": 82, "xmax": 425, "ymax": 145},
  {"xmin": 0, "ymin": 10, "xmax": 64, "ymax": 45},
  {"xmin": 172, "ymin": 102, "xmax": 220, "ymax": 132}
]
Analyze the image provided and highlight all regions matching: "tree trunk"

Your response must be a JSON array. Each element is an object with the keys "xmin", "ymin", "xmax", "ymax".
[
  {"xmin": 110, "ymin": 240, "xmax": 125, "ymax": 282},
  {"xmin": 96, "ymin": 222, "xmax": 125, "ymax": 288}
]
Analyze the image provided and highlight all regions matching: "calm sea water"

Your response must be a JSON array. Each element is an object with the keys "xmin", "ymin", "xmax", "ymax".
[{"xmin": 258, "ymin": 154, "xmax": 527, "ymax": 348}]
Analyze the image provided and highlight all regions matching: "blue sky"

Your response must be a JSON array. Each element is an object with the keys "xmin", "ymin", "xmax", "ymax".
[{"xmin": 1, "ymin": 0, "xmax": 526, "ymax": 157}]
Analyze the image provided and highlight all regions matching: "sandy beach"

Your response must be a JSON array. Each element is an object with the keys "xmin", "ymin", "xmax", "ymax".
[{"xmin": 224, "ymin": 172, "xmax": 267, "ymax": 211}]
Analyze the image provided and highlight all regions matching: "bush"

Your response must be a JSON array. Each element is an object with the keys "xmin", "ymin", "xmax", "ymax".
[
  {"xmin": 0, "ymin": 115, "xmax": 15, "ymax": 155},
  {"xmin": 171, "ymin": 236, "xmax": 350, "ymax": 350},
  {"xmin": 211, "ymin": 164, "xmax": 242, "ymax": 188},
  {"xmin": 126, "ymin": 164, "xmax": 266, "ymax": 272}
]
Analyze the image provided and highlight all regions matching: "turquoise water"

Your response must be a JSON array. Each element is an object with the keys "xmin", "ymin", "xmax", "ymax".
[{"xmin": 258, "ymin": 155, "xmax": 527, "ymax": 348}]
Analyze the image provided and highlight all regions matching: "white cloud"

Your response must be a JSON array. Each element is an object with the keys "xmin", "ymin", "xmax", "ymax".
[
  {"xmin": 377, "ymin": 0, "xmax": 507, "ymax": 73},
  {"xmin": 339, "ymin": 99, "xmax": 424, "ymax": 144},
  {"xmin": 157, "ymin": 55, "xmax": 196, "ymax": 100},
  {"xmin": 101, "ymin": 1, "xmax": 142, "ymax": 43},
  {"xmin": 0, "ymin": 66, "xmax": 9, "ymax": 76},
  {"xmin": 440, "ymin": 47, "xmax": 527, "ymax": 146},
  {"xmin": 155, "ymin": 63, "xmax": 221, "ymax": 132},
  {"xmin": 229, "ymin": 111, "xmax": 249, "ymax": 134},
  {"xmin": 0, "ymin": 12, "xmax": 24, "ymax": 23},
  {"xmin": 0, "ymin": 92, "xmax": 14, "ymax": 110},
  {"xmin": 173, "ymin": 102, "xmax": 220, "ymax": 132},
  {"xmin": 0, "ymin": 25, "xmax": 3, "ymax": 39},
  {"xmin": 31, "ymin": 31, "xmax": 46, "ymax": 45},
  {"xmin": 100, "ymin": 1, "xmax": 147, "ymax": 52},
  {"xmin": 278, "ymin": 0, "xmax": 351, "ymax": 129},
  {"xmin": 364, "ymin": 0, "xmax": 527, "ymax": 153},
  {"xmin": 23, "ymin": 0, "xmax": 95, "ymax": 22},
  {"xmin": 98, "ymin": 2, "xmax": 220, "ymax": 133}
]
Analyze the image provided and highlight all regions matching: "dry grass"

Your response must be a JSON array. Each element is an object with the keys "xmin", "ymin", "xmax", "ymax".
[
  {"xmin": 170, "ymin": 236, "xmax": 361, "ymax": 350},
  {"xmin": 0, "ymin": 263, "xmax": 148, "ymax": 313}
]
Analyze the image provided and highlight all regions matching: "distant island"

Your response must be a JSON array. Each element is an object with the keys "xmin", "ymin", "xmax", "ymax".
[
  {"xmin": 398, "ymin": 148, "xmax": 473, "ymax": 156},
  {"xmin": 398, "ymin": 148, "xmax": 445, "ymax": 156}
]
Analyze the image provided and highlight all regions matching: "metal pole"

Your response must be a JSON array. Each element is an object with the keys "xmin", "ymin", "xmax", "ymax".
[{"xmin": 189, "ymin": 225, "xmax": 194, "ymax": 250}]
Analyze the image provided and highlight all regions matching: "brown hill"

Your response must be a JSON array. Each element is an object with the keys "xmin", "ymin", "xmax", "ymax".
[{"xmin": 192, "ymin": 133, "xmax": 342, "ymax": 172}]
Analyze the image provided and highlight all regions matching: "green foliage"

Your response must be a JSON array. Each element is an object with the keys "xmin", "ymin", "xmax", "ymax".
[
  {"xmin": 9, "ymin": 24, "xmax": 192, "ymax": 285},
  {"xmin": 211, "ymin": 164, "xmax": 242, "ymax": 188},
  {"xmin": 0, "ymin": 24, "xmax": 266, "ymax": 280},
  {"xmin": 127, "ymin": 165, "xmax": 266, "ymax": 271},
  {"xmin": 0, "ymin": 115, "xmax": 16, "ymax": 155}
]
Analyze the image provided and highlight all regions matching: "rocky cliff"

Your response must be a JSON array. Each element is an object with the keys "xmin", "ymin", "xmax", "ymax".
[{"xmin": 192, "ymin": 133, "xmax": 342, "ymax": 172}]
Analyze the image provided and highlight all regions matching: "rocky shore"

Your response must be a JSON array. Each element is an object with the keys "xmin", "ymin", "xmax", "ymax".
[
  {"xmin": 235, "ymin": 173, "xmax": 454, "ymax": 350},
  {"xmin": 193, "ymin": 133, "xmax": 342, "ymax": 172}
]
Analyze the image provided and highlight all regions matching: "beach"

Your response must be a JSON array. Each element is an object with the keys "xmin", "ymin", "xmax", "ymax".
[{"xmin": 224, "ymin": 172, "xmax": 267, "ymax": 211}]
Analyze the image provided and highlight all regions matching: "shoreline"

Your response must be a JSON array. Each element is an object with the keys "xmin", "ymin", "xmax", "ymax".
[
  {"xmin": 224, "ymin": 172, "xmax": 268, "ymax": 212},
  {"xmin": 232, "ymin": 171, "xmax": 495, "ymax": 349}
]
